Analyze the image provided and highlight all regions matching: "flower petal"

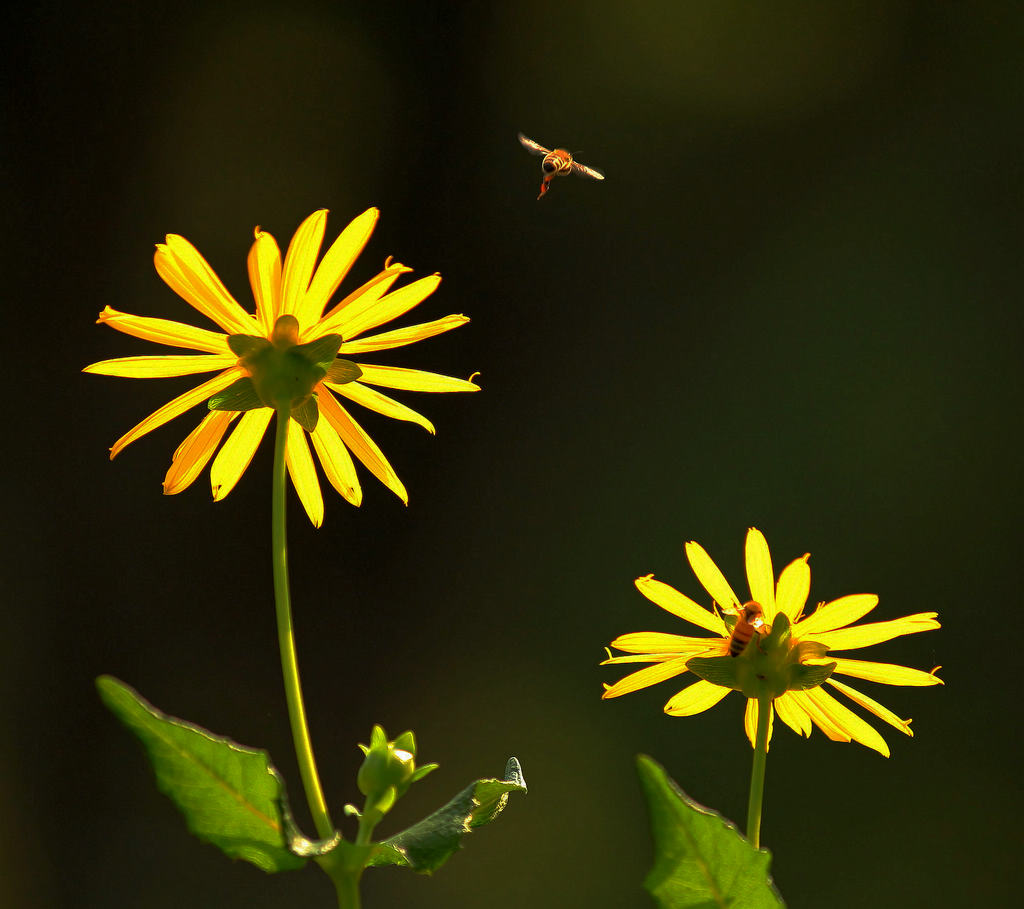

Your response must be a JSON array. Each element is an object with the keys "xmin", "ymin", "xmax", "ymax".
[
  {"xmin": 318, "ymin": 261, "xmax": 413, "ymax": 334},
  {"xmin": 828, "ymin": 657, "xmax": 943, "ymax": 687},
  {"xmin": 685, "ymin": 540, "xmax": 742, "ymax": 612},
  {"xmin": 803, "ymin": 687, "xmax": 890, "ymax": 756},
  {"xmin": 608, "ymin": 631, "xmax": 722, "ymax": 655},
  {"xmin": 156, "ymin": 236, "xmax": 255, "ymax": 335},
  {"xmin": 279, "ymin": 209, "xmax": 327, "ymax": 319},
  {"xmin": 337, "ymin": 314, "xmax": 469, "ymax": 354},
  {"xmin": 355, "ymin": 364, "xmax": 480, "ymax": 393},
  {"xmin": 247, "ymin": 227, "xmax": 282, "ymax": 335},
  {"xmin": 163, "ymin": 411, "xmax": 235, "ymax": 495},
  {"xmin": 297, "ymin": 208, "xmax": 379, "ymax": 327},
  {"xmin": 286, "ymin": 420, "xmax": 324, "ymax": 527},
  {"xmin": 310, "ymin": 416, "xmax": 362, "ymax": 506},
  {"xmin": 317, "ymin": 388, "xmax": 407, "ymax": 504},
  {"xmin": 795, "ymin": 594, "xmax": 879, "ymax": 636},
  {"xmin": 787, "ymin": 690, "xmax": 849, "ymax": 742},
  {"xmin": 809, "ymin": 612, "xmax": 940, "ymax": 651},
  {"xmin": 602, "ymin": 657, "xmax": 691, "ymax": 699},
  {"xmin": 775, "ymin": 554, "xmax": 810, "ymax": 621},
  {"xmin": 664, "ymin": 679, "xmax": 731, "ymax": 716},
  {"xmin": 827, "ymin": 678, "xmax": 913, "ymax": 737},
  {"xmin": 326, "ymin": 381, "xmax": 435, "ymax": 434},
  {"xmin": 94, "ymin": 306, "xmax": 229, "ymax": 353},
  {"xmin": 634, "ymin": 575, "xmax": 726, "ymax": 634},
  {"xmin": 774, "ymin": 692, "xmax": 812, "ymax": 737},
  {"xmin": 109, "ymin": 367, "xmax": 244, "ymax": 459},
  {"xmin": 601, "ymin": 653, "xmax": 681, "ymax": 665},
  {"xmin": 210, "ymin": 408, "xmax": 273, "ymax": 500},
  {"xmin": 84, "ymin": 354, "xmax": 236, "ymax": 378},
  {"xmin": 744, "ymin": 528, "xmax": 776, "ymax": 619},
  {"xmin": 743, "ymin": 698, "xmax": 775, "ymax": 750},
  {"xmin": 334, "ymin": 274, "xmax": 442, "ymax": 341}
]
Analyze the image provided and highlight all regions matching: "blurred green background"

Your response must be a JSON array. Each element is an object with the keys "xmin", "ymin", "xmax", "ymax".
[{"xmin": 5, "ymin": 1, "xmax": 1022, "ymax": 906}]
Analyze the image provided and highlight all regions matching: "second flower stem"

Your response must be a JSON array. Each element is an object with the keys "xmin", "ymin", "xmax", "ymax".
[
  {"xmin": 272, "ymin": 406, "xmax": 334, "ymax": 840},
  {"xmin": 746, "ymin": 695, "xmax": 771, "ymax": 849}
]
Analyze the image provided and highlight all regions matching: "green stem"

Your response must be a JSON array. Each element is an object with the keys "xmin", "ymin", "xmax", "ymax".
[
  {"xmin": 271, "ymin": 406, "xmax": 334, "ymax": 841},
  {"xmin": 746, "ymin": 695, "xmax": 771, "ymax": 848}
]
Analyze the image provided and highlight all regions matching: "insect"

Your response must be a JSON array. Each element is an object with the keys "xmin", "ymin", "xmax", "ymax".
[
  {"xmin": 727, "ymin": 601, "xmax": 769, "ymax": 657},
  {"xmin": 517, "ymin": 132, "xmax": 605, "ymax": 199}
]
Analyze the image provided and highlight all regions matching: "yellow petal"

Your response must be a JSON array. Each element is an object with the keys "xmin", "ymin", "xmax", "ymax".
[
  {"xmin": 156, "ymin": 236, "xmax": 255, "ymax": 335},
  {"xmin": 310, "ymin": 417, "xmax": 362, "ymax": 506},
  {"xmin": 609, "ymin": 631, "xmax": 722, "ymax": 655},
  {"xmin": 809, "ymin": 612, "xmax": 940, "ymax": 651},
  {"xmin": 317, "ymin": 388, "xmax": 407, "ymax": 503},
  {"xmin": 685, "ymin": 540, "xmax": 741, "ymax": 612},
  {"xmin": 94, "ymin": 306, "xmax": 229, "ymax": 353},
  {"xmin": 248, "ymin": 228, "xmax": 282, "ymax": 335},
  {"xmin": 355, "ymin": 364, "xmax": 480, "ymax": 393},
  {"xmin": 795, "ymin": 594, "xmax": 879, "ymax": 636},
  {"xmin": 774, "ymin": 692, "xmax": 812, "ymax": 737},
  {"xmin": 775, "ymin": 554, "xmax": 810, "ymax": 621},
  {"xmin": 743, "ymin": 698, "xmax": 775, "ymax": 750},
  {"xmin": 828, "ymin": 657, "xmax": 943, "ymax": 687},
  {"xmin": 803, "ymin": 687, "xmax": 890, "ymax": 756},
  {"xmin": 785, "ymin": 691, "xmax": 843, "ymax": 741},
  {"xmin": 744, "ymin": 528, "xmax": 776, "ymax": 620},
  {"xmin": 279, "ymin": 210, "xmax": 327, "ymax": 318},
  {"xmin": 334, "ymin": 274, "xmax": 442, "ymax": 341},
  {"xmin": 286, "ymin": 420, "xmax": 324, "ymax": 527},
  {"xmin": 326, "ymin": 381, "xmax": 435, "ymax": 434},
  {"xmin": 210, "ymin": 408, "xmax": 273, "ymax": 500},
  {"xmin": 109, "ymin": 367, "xmax": 244, "ymax": 459},
  {"xmin": 337, "ymin": 314, "xmax": 469, "ymax": 354},
  {"xmin": 664, "ymin": 679, "xmax": 731, "ymax": 716},
  {"xmin": 163, "ymin": 411, "xmax": 235, "ymax": 495},
  {"xmin": 318, "ymin": 261, "xmax": 413, "ymax": 333},
  {"xmin": 601, "ymin": 653, "xmax": 681, "ymax": 665},
  {"xmin": 602, "ymin": 657, "xmax": 691, "ymax": 698},
  {"xmin": 634, "ymin": 575, "xmax": 726, "ymax": 633},
  {"xmin": 297, "ymin": 208, "xmax": 379, "ymax": 327},
  {"xmin": 827, "ymin": 678, "xmax": 913, "ymax": 736},
  {"xmin": 84, "ymin": 354, "xmax": 236, "ymax": 378}
]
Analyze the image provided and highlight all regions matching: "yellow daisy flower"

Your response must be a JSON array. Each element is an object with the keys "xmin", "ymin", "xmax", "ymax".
[
  {"xmin": 602, "ymin": 528, "xmax": 942, "ymax": 756},
  {"xmin": 84, "ymin": 209, "xmax": 478, "ymax": 526}
]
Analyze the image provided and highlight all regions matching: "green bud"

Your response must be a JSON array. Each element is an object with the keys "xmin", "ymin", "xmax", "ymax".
[
  {"xmin": 686, "ymin": 613, "xmax": 837, "ymax": 700},
  {"xmin": 356, "ymin": 725, "xmax": 420, "ymax": 808}
]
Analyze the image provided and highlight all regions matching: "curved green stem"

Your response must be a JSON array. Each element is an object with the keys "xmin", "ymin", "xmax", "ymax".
[
  {"xmin": 746, "ymin": 695, "xmax": 771, "ymax": 848},
  {"xmin": 271, "ymin": 406, "xmax": 334, "ymax": 840}
]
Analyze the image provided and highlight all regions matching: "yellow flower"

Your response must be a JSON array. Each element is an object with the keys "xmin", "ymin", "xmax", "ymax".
[
  {"xmin": 84, "ymin": 209, "xmax": 478, "ymax": 526},
  {"xmin": 602, "ymin": 528, "xmax": 942, "ymax": 756}
]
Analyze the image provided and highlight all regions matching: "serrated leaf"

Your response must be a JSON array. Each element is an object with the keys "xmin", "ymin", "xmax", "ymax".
[
  {"xmin": 637, "ymin": 755, "xmax": 784, "ymax": 909},
  {"xmin": 97, "ymin": 675, "xmax": 306, "ymax": 873},
  {"xmin": 208, "ymin": 377, "xmax": 264, "ymax": 412},
  {"xmin": 366, "ymin": 757, "xmax": 527, "ymax": 874}
]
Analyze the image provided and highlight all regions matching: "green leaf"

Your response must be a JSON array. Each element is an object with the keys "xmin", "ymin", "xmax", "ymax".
[
  {"xmin": 227, "ymin": 334, "xmax": 272, "ymax": 358},
  {"xmin": 294, "ymin": 334, "xmax": 343, "ymax": 370},
  {"xmin": 325, "ymin": 358, "xmax": 363, "ymax": 384},
  {"xmin": 96, "ymin": 675, "xmax": 306, "ymax": 873},
  {"xmin": 208, "ymin": 377, "xmax": 265, "ymax": 412},
  {"xmin": 788, "ymin": 662, "xmax": 837, "ymax": 690},
  {"xmin": 637, "ymin": 755, "xmax": 784, "ymax": 909},
  {"xmin": 366, "ymin": 757, "xmax": 527, "ymax": 873},
  {"xmin": 292, "ymin": 396, "xmax": 319, "ymax": 432}
]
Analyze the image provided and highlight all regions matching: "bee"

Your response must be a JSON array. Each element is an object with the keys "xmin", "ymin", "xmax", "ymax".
[
  {"xmin": 517, "ymin": 132, "xmax": 605, "ymax": 200},
  {"xmin": 727, "ymin": 601, "xmax": 769, "ymax": 657}
]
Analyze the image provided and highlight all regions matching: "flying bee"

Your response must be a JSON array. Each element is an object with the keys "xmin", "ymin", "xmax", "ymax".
[
  {"xmin": 517, "ymin": 132, "xmax": 605, "ymax": 200},
  {"xmin": 727, "ymin": 601, "xmax": 769, "ymax": 657}
]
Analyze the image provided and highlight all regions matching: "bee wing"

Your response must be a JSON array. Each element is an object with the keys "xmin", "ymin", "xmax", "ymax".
[
  {"xmin": 518, "ymin": 133, "xmax": 551, "ymax": 157},
  {"xmin": 571, "ymin": 160, "xmax": 605, "ymax": 181}
]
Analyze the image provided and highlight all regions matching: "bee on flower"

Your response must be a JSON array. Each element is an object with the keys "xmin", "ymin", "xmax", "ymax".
[
  {"xmin": 602, "ymin": 528, "xmax": 942, "ymax": 756},
  {"xmin": 84, "ymin": 209, "xmax": 479, "ymax": 526}
]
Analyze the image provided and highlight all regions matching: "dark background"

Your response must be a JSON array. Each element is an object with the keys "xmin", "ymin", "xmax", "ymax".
[{"xmin": 5, "ymin": 2, "xmax": 1022, "ymax": 906}]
